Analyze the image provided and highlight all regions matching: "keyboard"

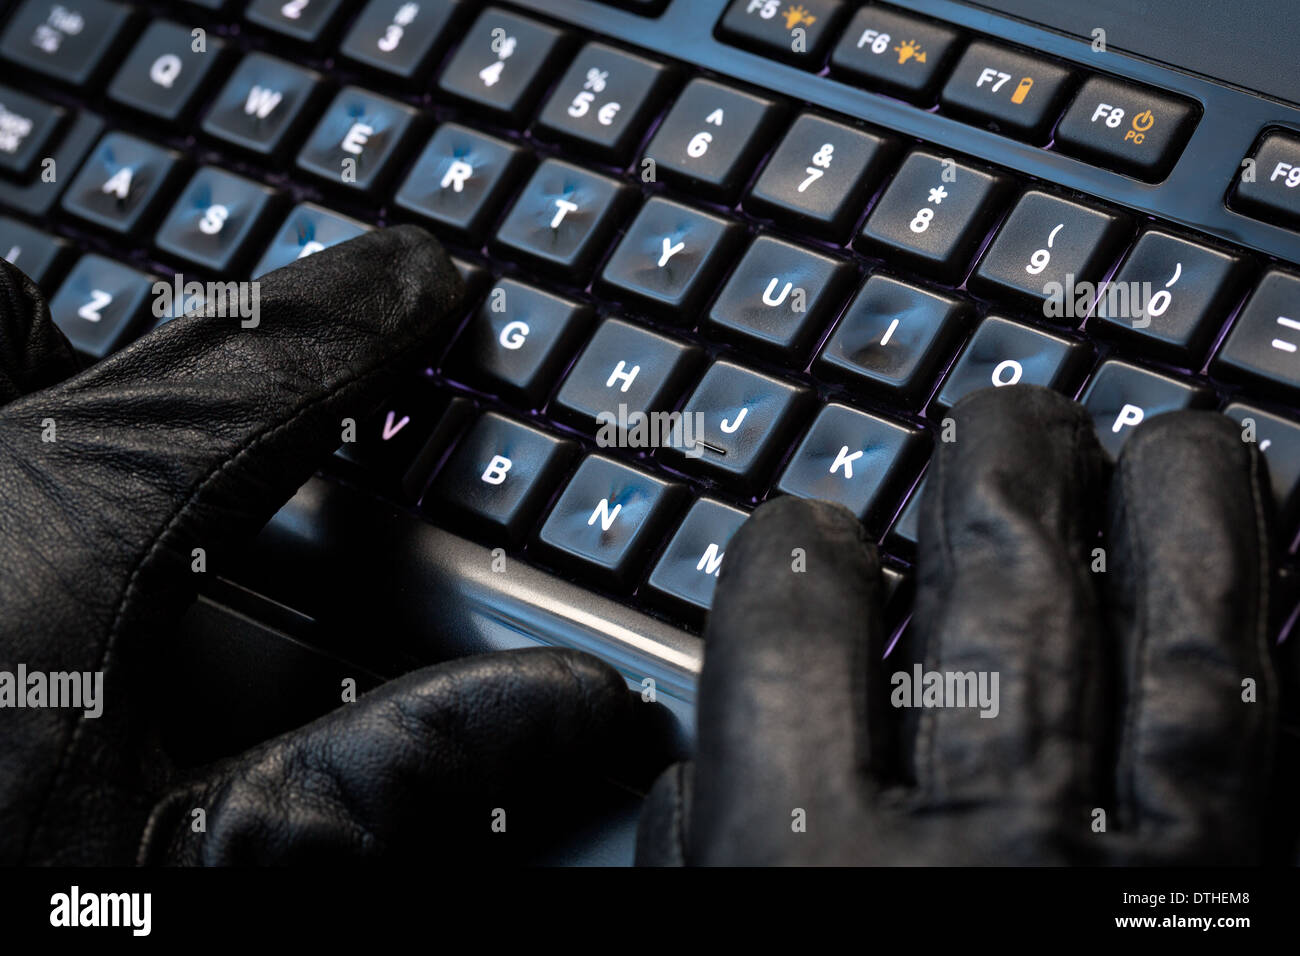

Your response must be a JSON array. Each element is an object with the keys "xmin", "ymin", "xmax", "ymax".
[{"xmin": 3, "ymin": 0, "xmax": 1300, "ymax": 749}]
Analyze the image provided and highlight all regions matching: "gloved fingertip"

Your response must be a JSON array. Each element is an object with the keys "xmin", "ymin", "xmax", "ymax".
[
  {"xmin": 254, "ymin": 223, "xmax": 465, "ymax": 341},
  {"xmin": 720, "ymin": 494, "xmax": 874, "ymax": 585},
  {"xmin": 946, "ymin": 382, "xmax": 1093, "ymax": 434},
  {"xmin": 1117, "ymin": 408, "xmax": 1254, "ymax": 471}
]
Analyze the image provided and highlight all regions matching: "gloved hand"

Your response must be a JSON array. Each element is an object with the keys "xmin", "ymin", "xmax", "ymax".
[
  {"xmin": 637, "ymin": 385, "xmax": 1280, "ymax": 865},
  {"xmin": 0, "ymin": 226, "xmax": 639, "ymax": 865}
]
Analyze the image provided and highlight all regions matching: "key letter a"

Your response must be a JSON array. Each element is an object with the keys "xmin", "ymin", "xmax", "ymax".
[{"xmin": 102, "ymin": 168, "xmax": 133, "ymax": 198}]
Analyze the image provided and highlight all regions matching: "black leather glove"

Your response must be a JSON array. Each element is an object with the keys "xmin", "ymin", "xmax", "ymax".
[
  {"xmin": 637, "ymin": 385, "xmax": 1280, "ymax": 865},
  {"xmin": 0, "ymin": 226, "xmax": 638, "ymax": 865}
]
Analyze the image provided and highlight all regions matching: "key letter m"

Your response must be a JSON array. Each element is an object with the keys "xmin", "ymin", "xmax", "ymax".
[{"xmin": 696, "ymin": 543, "xmax": 724, "ymax": 577}]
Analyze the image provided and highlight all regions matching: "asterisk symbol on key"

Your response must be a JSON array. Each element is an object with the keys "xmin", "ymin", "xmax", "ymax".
[{"xmin": 927, "ymin": 186, "xmax": 948, "ymax": 204}]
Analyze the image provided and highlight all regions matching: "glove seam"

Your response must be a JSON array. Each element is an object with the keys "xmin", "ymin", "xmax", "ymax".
[
  {"xmin": 672, "ymin": 762, "xmax": 688, "ymax": 865},
  {"xmin": 1065, "ymin": 408, "xmax": 1101, "ymax": 856},
  {"xmin": 1245, "ymin": 441, "xmax": 1278, "ymax": 853},
  {"xmin": 1115, "ymin": 433, "xmax": 1149, "ymax": 845},
  {"xmin": 916, "ymin": 425, "xmax": 955, "ymax": 800}
]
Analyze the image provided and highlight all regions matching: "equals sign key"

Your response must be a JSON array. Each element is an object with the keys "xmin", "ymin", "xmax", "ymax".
[
  {"xmin": 1213, "ymin": 271, "xmax": 1300, "ymax": 399},
  {"xmin": 1272, "ymin": 315, "xmax": 1300, "ymax": 353}
]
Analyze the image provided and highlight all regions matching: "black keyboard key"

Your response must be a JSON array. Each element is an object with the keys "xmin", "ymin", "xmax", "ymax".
[
  {"xmin": 535, "ymin": 42, "xmax": 674, "ymax": 163},
  {"xmin": 1233, "ymin": 132, "xmax": 1300, "ymax": 229},
  {"xmin": 642, "ymin": 78, "xmax": 783, "ymax": 200},
  {"xmin": 775, "ymin": 403, "xmax": 927, "ymax": 528},
  {"xmin": 664, "ymin": 360, "xmax": 813, "ymax": 489},
  {"xmin": 858, "ymin": 150, "xmax": 1009, "ymax": 281},
  {"xmin": 48, "ymin": 254, "xmax": 154, "ymax": 359},
  {"xmin": 597, "ymin": 197, "xmax": 743, "ymax": 319},
  {"xmin": 251, "ymin": 202, "xmax": 371, "ymax": 277},
  {"xmin": 829, "ymin": 6, "xmax": 961, "ymax": 103},
  {"xmin": 107, "ymin": 20, "xmax": 226, "ymax": 123},
  {"xmin": 715, "ymin": 0, "xmax": 847, "ymax": 67},
  {"xmin": 340, "ymin": 0, "xmax": 462, "ymax": 82},
  {"xmin": 0, "ymin": 111, "xmax": 101, "ymax": 217},
  {"xmin": 817, "ymin": 274, "xmax": 971, "ymax": 402},
  {"xmin": 645, "ymin": 497, "xmax": 749, "ymax": 621},
  {"xmin": 596, "ymin": 0, "xmax": 667, "ymax": 12},
  {"xmin": 335, "ymin": 384, "xmax": 473, "ymax": 501},
  {"xmin": 886, "ymin": 472, "xmax": 925, "ymax": 559},
  {"xmin": 705, "ymin": 235, "xmax": 854, "ymax": 356},
  {"xmin": 1, "ymin": 0, "xmax": 133, "ymax": 86},
  {"xmin": 1224, "ymin": 403, "xmax": 1300, "ymax": 529},
  {"xmin": 934, "ymin": 315, "xmax": 1090, "ymax": 411},
  {"xmin": 436, "ymin": 7, "xmax": 569, "ymax": 125},
  {"xmin": 431, "ymin": 411, "xmax": 577, "ymax": 546},
  {"xmin": 200, "ymin": 53, "xmax": 323, "ymax": 158},
  {"xmin": 392, "ymin": 124, "xmax": 530, "ymax": 242},
  {"xmin": 1213, "ymin": 270, "xmax": 1300, "ymax": 400},
  {"xmin": 746, "ymin": 112, "xmax": 893, "ymax": 238},
  {"xmin": 60, "ymin": 132, "xmax": 182, "ymax": 235},
  {"xmin": 446, "ymin": 278, "xmax": 594, "ymax": 406},
  {"xmin": 245, "ymin": 0, "xmax": 348, "ymax": 44},
  {"xmin": 1079, "ymin": 360, "xmax": 1214, "ymax": 457},
  {"xmin": 553, "ymin": 316, "xmax": 702, "ymax": 433},
  {"xmin": 536, "ymin": 455, "xmax": 685, "ymax": 588},
  {"xmin": 450, "ymin": 256, "xmax": 490, "ymax": 302},
  {"xmin": 940, "ymin": 41, "xmax": 1074, "ymax": 141},
  {"xmin": 296, "ymin": 87, "xmax": 422, "ymax": 195},
  {"xmin": 493, "ymin": 159, "xmax": 635, "ymax": 279},
  {"xmin": 1055, "ymin": 76, "xmax": 1197, "ymax": 182},
  {"xmin": 154, "ymin": 167, "xmax": 281, "ymax": 273},
  {"xmin": 971, "ymin": 190, "xmax": 1128, "ymax": 314},
  {"xmin": 0, "ymin": 86, "xmax": 66, "ymax": 178},
  {"xmin": 0, "ymin": 217, "xmax": 69, "ymax": 288},
  {"xmin": 1093, "ymin": 230, "xmax": 1247, "ymax": 362}
]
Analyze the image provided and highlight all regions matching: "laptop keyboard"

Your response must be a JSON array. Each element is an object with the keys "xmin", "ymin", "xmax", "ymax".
[{"xmin": 3, "ymin": 0, "xmax": 1300, "ymax": 654}]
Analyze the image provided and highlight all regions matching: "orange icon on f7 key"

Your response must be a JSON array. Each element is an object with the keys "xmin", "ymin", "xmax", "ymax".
[{"xmin": 1010, "ymin": 76, "xmax": 1034, "ymax": 104}]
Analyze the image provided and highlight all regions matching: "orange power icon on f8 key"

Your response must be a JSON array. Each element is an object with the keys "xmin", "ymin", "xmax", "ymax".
[{"xmin": 1125, "ymin": 109, "xmax": 1156, "ymax": 144}]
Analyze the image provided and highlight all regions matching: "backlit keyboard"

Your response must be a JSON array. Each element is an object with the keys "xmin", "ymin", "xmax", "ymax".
[{"xmin": 3, "ymin": 0, "xmax": 1300, "ymax": 710}]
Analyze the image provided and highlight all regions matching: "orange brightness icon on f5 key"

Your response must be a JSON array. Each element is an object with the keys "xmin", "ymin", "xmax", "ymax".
[{"xmin": 782, "ymin": 5, "xmax": 817, "ymax": 30}]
